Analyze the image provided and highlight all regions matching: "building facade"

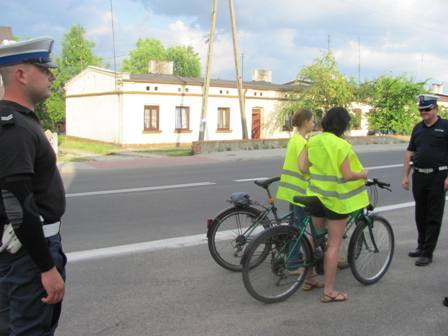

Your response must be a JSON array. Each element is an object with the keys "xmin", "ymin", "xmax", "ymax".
[{"xmin": 65, "ymin": 66, "xmax": 302, "ymax": 145}]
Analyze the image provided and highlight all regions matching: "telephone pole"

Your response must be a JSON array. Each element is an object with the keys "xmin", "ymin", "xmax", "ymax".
[
  {"xmin": 229, "ymin": 0, "xmax": 248, "ymax": 139},
  {"xmin": 198, "ymin": 0, "xmax": 248, "ymax": 141},
  {"xmin": 198, "ymin": 0, "xmax": 217, "ymax": 141}
]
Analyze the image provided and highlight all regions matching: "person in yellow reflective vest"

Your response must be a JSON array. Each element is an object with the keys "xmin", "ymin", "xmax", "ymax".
[
  {"xmin": 276, "ymin": 109, "xmax": 323, "ymax": 290},
  {"xmin": 299, "ymin": 107, "xmax": 369, "ymax": 303}
]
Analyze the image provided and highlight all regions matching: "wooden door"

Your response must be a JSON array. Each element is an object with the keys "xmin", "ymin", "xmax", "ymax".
[{"xmin": 251, "ymin": 108, "xmax": 261, "ymax": 139}]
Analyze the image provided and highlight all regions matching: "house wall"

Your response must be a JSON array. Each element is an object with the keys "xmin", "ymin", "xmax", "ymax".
[
  {"xmin": 65, "ymin": 67, "xmax": 292, "ymax": 145},
  {"xmin": 66, "ymin": 95, "xmax": 122, "ymax": 143},
  {"xmin": 117, "ymin": 81, "xmax": 289, "ymax": 145},
  {"xmin": 65, "ymin": 68, "xmax": 122, "ymax": 143}
]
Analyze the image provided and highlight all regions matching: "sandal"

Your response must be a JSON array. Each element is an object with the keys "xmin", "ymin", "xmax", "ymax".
[
  {"xmin": 303, "ymin": 277, "xmax": 324, "ymax": 291},
  {"xmin": 320, "ymin": 291, "xmax": 348, "ymax": 303}
]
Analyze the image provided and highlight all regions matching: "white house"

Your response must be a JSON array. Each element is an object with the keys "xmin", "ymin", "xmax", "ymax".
[{"xmin": 65, "ymin": 64, "xmax": 305, "ymax": 146}]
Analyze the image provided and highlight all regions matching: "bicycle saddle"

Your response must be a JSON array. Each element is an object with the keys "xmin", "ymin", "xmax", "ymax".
[
  {"xmin": 292, "ymin": 195, "xmax": 320, "ymax": 207},
  {"xmin": 254, "ymin": 176, "xmax": 280, "ymax": 189}
]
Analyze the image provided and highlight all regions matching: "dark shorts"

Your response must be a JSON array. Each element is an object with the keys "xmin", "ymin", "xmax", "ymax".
[
  {"xmin": 0, "ymin": 235, "xmax": 67, "ymax": 336},
  {"xmin": 307, "ymin": 198, "xmax": 349, "ymax": 220}
]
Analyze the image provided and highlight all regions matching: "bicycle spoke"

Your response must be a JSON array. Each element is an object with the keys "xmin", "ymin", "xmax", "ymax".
[{"xmin": 349, "ymin": 216, "xmax": 394, "ymax": 284}]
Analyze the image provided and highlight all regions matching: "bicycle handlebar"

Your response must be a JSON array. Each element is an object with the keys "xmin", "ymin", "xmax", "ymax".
[
  {"xmin": 365, "ymin": 178, "xmax": 391, "ymax": 191},
  {"xmin": 253, "ymin": 176, "xmax": 392, "ymax": 192}
]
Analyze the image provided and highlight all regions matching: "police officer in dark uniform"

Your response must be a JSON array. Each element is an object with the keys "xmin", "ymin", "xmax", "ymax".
[
  {"xmin": 0, "ymin": 37, "xmax": 66, "ymax": 335},
  {"xmin": 402, "ymin": 94, "xmax": 448, "ymax": 267}
]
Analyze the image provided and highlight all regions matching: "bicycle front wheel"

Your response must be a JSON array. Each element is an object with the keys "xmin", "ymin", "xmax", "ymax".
[
  {"xmin": 348, "ymin": 215, "xmax": 394, "ymax": 285},
  {"xmin": 241, "ymin": 225, "xmax": 312, "ymax": 303},
  {"xmin": 207, "ymin": 206, "xmax": 271, "ymax": 272}
]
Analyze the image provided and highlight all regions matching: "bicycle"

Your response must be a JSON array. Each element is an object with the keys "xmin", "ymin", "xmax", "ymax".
[
  {"xmin": 241, "ymin": 178, "xmax": 394, "ymax": 303},
  {"xmin": 207, "ymin": 176, "xmax": 290, "ymax": 272}
]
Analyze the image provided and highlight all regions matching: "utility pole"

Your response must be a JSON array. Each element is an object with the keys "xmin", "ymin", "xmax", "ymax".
[
  {"xmin": 229, "ymin": 0, "xmax": 248, "ymax": 139},
  {"xmin": 198, "ymin": 0, "xmax": 217, "ymax": 141},
  {"xmin": 358, "ymin": 36, "xmax": 361, "ymax": 86},
  {"xmin": 109, "ymin": 0, "xmax": 118, "ymax": 90}
]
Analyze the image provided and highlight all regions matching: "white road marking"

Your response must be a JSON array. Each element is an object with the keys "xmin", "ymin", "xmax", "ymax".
[
  {"xmin": 366, "ymin": 163, "xmax": 403, "ymax": 170},
  {"xmin": 67, "ymin": 234, "xmax": 208, "ymax": 263},
  {"xmin": 234, "ymin": 177, "xmax": 268, "ymax": 182},
  {"xmin": 66, "ymin": 163, "xmax": 410, "ymax": 263},
  {"xmin": 66, "ymin": 182, "xmax": 216, "ymax": 198},
  {"xmin": 67, "ymin": 199, "xmax": 417, "ymax": 263}
]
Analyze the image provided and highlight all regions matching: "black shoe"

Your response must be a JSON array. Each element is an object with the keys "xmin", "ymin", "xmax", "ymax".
[
  {"xmin": 408, "ymin": 248, "xmax": 423, "ymax": 258},
  {"xmin": 443, "ymin": 297, "xmax": 448, "ymax": 307},
  {"xmin": 415, "ymin": 256, "xmax": 432, "ymax": 266}
]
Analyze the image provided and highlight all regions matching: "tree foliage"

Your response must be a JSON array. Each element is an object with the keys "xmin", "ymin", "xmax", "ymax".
[
  {"xmin": 121, "ymin": 38, "xmax": 201, "ymax": 77},
  {"xmin": 275, "ymin": 52, "xmax": 354, "ymax": 129},
  {"xmin": 166, "ymin": 46, "xmax": 201, "ymax": 77},
  {"xmin": 37, "ymin": 25, "xmax": 103, "ymax": 130},
  {"xmin": 361, "ymin": 75, "xmax": 426, "ymax": 135},
  {"xmin": 275, "ymin": 51, "xmax": 431, "ymax": 135},
  {"xmin": 121, "ymin": 38, "xmax": 166, "ymax": 74}
]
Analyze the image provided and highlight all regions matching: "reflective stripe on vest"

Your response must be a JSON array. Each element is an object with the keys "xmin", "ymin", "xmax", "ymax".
[
  {"xmin": 276, "ymin": 133, "xmax": 308, "ymax": 206},
  {"xmin": 307, "ymin": 132, "xmax": 369, "ymax": 214}
]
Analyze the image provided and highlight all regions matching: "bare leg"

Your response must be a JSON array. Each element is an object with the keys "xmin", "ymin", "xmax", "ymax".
[
  {"xmin": 305, "ymin": 216, "xmax": 326, "ymax": 280},
  {"xmin": 323, "ymin": 218, "xmax": 347, "ymax": 297}
]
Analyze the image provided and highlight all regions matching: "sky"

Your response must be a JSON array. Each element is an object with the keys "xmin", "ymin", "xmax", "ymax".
[{"xmin": 2, "ymin": 0, "xmax": 448, "ymax": 91}]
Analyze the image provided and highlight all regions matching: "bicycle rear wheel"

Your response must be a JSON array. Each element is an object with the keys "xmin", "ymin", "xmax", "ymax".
[
  {"xmin": 207, "ymin": 206, "xmax": 271, "ymax": 272},
  {"xmin": 241, "ymin": 225, "xmax": 312, "ymax": 303},
  {"xmin": 348, "ymin": 215, "xmax": 394, "ymax": 285}
]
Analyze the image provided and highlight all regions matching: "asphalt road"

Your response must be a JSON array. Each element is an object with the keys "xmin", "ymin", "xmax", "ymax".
[{"xmin": 56, "ymin": 144, "xmax": 448, "ymax": 336}]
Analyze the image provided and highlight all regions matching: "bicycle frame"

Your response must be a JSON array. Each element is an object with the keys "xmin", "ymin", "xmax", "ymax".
[{"xmin": 286, "ymin": 207, "xmax": 372, "ymax": 266}]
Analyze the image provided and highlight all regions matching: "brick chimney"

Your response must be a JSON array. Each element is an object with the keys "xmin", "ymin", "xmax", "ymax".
[
  {"xmin": 252, "ymin": 69, "xmax": 272, "ymax": 83},
  {"xmin": 148, "ymin": 60, "xmax": 174, "ymax": 75}
]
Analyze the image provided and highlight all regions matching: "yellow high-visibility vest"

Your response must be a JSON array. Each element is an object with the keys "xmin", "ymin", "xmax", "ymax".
[
  {"xmin": 276, "ymin": 133, "xmax": 308, "ymax": 205},
  {"xmin": 307, "ymin": 132, "xmax": 369, "ymax": 214}
]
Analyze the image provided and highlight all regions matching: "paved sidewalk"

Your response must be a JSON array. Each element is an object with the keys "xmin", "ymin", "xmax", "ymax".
[{"xmin": 58, "ymin": 143, "xmax": 408, "ymax": 174}]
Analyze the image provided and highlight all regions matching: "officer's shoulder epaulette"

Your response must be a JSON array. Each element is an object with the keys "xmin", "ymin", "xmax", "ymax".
[{"xmin": 0, "ymin": 106, "xmax": 16, "ymax": 127}]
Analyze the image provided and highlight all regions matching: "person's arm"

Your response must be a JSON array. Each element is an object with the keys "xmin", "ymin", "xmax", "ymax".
[
  {"xmin": 298, "ymin": 146, "xmax": 310, "ymax": 174},
  {"xmin": 402, "ymin": 150, "xmax": 414, "ymax": 191},
  {"xmin": 3, "ymin": 175, "xmax": 64, "ymax": 304},
  {"xmin": 340, "ymin": 156, "xmax": 368, "ymax": 181}
]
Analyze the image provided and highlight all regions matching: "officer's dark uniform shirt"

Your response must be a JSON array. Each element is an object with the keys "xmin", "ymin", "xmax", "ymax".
[
  {"xmin": 408, "ymin": 117, "xmax": 448, "ymax": 167},
  {"xmin": 0, "ymin": 100, "xmax": 65, "ymax": 269}
]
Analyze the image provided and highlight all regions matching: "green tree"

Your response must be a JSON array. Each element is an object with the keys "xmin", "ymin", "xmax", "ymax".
[
  {"xmin": 39, "ymin": 25, "xmax": 102, "ymax": 130},
  {"xmin": 275, "ymin": 52, "xmax": 354, "ymax": 130},
  {"xmin": 365, "ymin": 75, "xmax": 426, "ymax": 135},
  {"xmin": 166, "ymin": 46, "xmax": 201, "ymax": 77},
  {"xmin": 121, "ymin": 38, "xmax": 166, "ymax": 74},
  {"xmin": 121, "ymin": 38, "xmax": 201, "ymax": 77}
]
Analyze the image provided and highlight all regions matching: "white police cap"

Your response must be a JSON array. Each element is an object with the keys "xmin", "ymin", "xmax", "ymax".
[
  {"xmin": 417, "ymin": 94, "xmax": 439, "ymax": 110},
  {"xmin": 0, "ymin": 36, "xmax": 57, "ymax": 68}
]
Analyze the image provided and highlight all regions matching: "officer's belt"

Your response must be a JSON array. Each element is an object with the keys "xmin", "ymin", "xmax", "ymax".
[
  {"xmin": 414, "ymin": 166, "xmax": 448, "ymax": 174},
  {"xmin": 43, "ymin": 222, "xmax": 60, "ymax": 238}
]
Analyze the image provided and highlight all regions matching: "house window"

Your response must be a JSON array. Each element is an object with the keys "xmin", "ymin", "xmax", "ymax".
[
  {"xmin": 217, "ymin": 107, "xmax": 230, "ymax": 130},
  {"xmin": 175, "ymin": 106, "xmax": 190, "ymax": 130},
  {"xmin": 282, "ymin": 113, "xmax": 292, "ymax": 131},
  {"xmin": 352, "ymin": 108, "xmax": 362, "ymax": 130},
  {"xmin": 144, "ymin": 105, "xmax": 159, "ymax": 131}
]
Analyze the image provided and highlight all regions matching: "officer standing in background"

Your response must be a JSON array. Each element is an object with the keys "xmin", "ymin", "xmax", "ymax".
[
  {"xmin": 402, "ymin": 94, "xmax": 448, "ymax": 267},
  {"xmin": 0, "ymin": 37, "xmax": 67, "ymax": 335}
]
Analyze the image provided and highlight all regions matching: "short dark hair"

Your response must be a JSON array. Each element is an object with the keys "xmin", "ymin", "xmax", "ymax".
[
  {"xmin": 321, "ymin": 107, "xmax": 351, "ymax": 137},
  {"xmin": 291, "ymin": 109, "xmax": 313, "ymax": 128}
]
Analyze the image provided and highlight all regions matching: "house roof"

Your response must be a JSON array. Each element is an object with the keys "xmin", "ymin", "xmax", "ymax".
[
  {"xmin": 129, "ymin": 73, "xmax": 307, "ymax": 91},
  {"xmin": 66, "ymin": 66, "xmax": 310, "ymax": 93}
]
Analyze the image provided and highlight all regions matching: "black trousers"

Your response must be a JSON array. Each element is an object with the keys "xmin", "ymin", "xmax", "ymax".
[{"xmin": 412, "ymin": 170, "xmax": 447, "ymax": 257}]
